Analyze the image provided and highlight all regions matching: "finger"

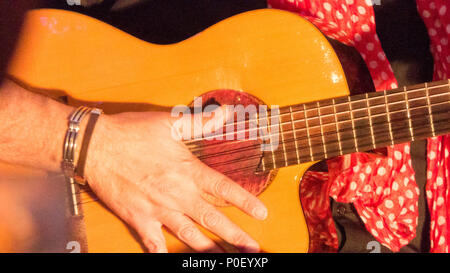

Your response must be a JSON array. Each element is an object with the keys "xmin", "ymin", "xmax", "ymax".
[
  {"xmin": 133, "ymin": 218, "xmax": 168, "ymax": 253},
  {"xmin": 186, "ymin": 199, "xmax": 260, "ymax": 253},
  {"xmin": 197, "ymin": 166, "xmax": 268, "ymax": 220},
  {"xmin": 194, "ymin": 105, "xmax": 235, "ymax": 139},
  {"xmin": 170, "ymin": 105, "xmax": 233, "ymax": 141},
  {"xmin": 162, "ymin": 211, "xmax": 224, "ymax": 253}
]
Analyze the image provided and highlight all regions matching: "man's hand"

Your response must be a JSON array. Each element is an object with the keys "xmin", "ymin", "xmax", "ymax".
[
  {"xmin": 84, "ymin": 111, "xmax": 268, "ymax": 253},
  {"xmin": 0, "ymin": 79, "xmax": 266, "ymax": 253}
]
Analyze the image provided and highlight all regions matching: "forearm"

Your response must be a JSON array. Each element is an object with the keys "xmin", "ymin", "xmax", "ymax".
[{"xmin": 0, "ymin": 79, "xmax": 77, "ymax": 172}]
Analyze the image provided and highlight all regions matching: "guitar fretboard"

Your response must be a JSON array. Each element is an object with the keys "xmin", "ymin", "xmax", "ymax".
[{"xmin": 258, "ymin": 79, "xmax": 450, "ymax": 172}]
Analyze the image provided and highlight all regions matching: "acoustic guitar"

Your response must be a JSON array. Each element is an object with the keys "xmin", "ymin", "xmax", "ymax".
[{"xmin": 2, "ymin": 8, "xmax": 449, "ymax": 253}]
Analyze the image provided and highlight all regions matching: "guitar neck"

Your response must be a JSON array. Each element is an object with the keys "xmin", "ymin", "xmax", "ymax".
[{"xmin": 258, "ymin": 79, "xmax": 450, "ymax": 172}]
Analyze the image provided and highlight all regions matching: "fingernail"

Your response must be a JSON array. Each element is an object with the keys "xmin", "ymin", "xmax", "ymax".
[
  {"xmin": 252, "ymin": 206, "xmax": 268, "ymax": 220},
  {"xmin": 242, "ymin": 242, "xmax": 260, "ymax": 253},
  {"xmin": 147, "ymin": 242, "xmax": 166, "ymax": 253},
  {"xmin": 147, "ymin": 242, "xmax": 158, "ymax": 253}
]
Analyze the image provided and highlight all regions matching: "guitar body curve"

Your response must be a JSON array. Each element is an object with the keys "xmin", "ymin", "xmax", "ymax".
[{"xmin": 5, "ymin": 8, "xmax": 350, "ymax": 252}]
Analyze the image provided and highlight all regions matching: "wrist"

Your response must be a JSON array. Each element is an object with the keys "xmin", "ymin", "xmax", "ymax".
[
  {"xmin": 82, "ymin": 112, "xmax": 112, "ymax": 186},
  {"xmin": 62, "ymin": 106, "xmax": 105, "ymax": 186}
]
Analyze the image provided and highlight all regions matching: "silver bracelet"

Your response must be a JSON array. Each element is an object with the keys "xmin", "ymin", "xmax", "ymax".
[{"xmin": 62, "ymin": 106, "xmax": 93, "ymax": 183}]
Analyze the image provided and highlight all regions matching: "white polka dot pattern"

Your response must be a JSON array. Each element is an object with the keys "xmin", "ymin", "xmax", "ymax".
[{"xmin": 417, "ymin": 0, "xmax": 450, "ymax": 254}]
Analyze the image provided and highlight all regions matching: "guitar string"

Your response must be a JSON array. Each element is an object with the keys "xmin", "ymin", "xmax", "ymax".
[
  {"xmin": 188, "ymin": 90, "xmax": 449, "ymax": 156},
  {"xmin": 190, "ymin": 98, "xmax": 449, "ymax": 162},
  {"xmin": 211, "ymin": 108, "xmax": 450, "ymax": 171},
  {"xmin": 188, "ymin": 98, "xmax": 450, "ymax": 161},
  {"xmin": 221, "ymin": 113, "xmax": 450, "ymax": 176},
  {"xmin": 186, "ymin": 88, "xmax": 449, "ymax": 152},
  {"xmin": 184, "ymin": 90, "xmax": 448, "ymax": 159},
  {"xmin": 183, "ymin": 82, "xmax": 449, "ymax": 146},
  {"xmin": 266, "ymin": 113, "xmax": 450, "ymax": 166}
]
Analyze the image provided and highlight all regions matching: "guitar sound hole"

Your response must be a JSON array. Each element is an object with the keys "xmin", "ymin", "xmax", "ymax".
[{"xmin": 189, "ymin": 90, "xmax": 275, "ymax": 206}]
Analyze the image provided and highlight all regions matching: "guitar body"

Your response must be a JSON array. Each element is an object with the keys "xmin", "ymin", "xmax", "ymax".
[{"xmin": 4, "ymin": 8, "xmax": 351, "ymax": 252}]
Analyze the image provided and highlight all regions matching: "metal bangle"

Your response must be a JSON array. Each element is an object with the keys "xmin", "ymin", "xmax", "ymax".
[{"xmin": 62, "ymin": 106, "xmax": 92, "ymax": 183}]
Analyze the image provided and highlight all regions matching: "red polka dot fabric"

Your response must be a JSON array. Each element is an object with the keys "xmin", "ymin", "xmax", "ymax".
[
  {"xmin": 268, "ymin": 0, "xmax": 450, "ymax": 252},
  {"xmin": 417, "ymin": 0, "xmax": 450, "ymax": 253},
  {"xmin": 299, "ymin": 171, "xmax": 339, "ymax": 252}
]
